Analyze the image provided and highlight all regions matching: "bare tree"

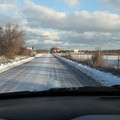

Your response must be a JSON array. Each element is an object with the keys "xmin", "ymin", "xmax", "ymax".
[
  {"xmin": 0, "ymin": 23, "xmax": 25, "ymax": 58},
  {"xmin": 91, "ymin": 48, "xmax": 104, "ymax": 67},
  {"xmin": 0, "ymin": 27, "xmax": 5, "ymax": 55}
]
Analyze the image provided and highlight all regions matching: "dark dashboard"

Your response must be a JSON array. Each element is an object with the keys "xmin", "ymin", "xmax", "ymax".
[{"xmin": 0, "ymin": 87, "xmax": 119, "ymax": 120}]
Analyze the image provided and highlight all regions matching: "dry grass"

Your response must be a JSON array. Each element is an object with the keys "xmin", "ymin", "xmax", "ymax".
[{"xmin": 0, "ymin": 56, "xmax": 11, "ymax": 63}]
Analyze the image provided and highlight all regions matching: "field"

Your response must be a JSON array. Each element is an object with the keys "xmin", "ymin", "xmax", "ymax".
[{"xmin": 70, "ymin": 54, "xmax": 120, "ymax": 68}]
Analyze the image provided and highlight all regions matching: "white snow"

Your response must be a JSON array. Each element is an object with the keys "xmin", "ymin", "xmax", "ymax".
[
  {"xmin": 0, "ymin": 57, "xmax": 34, "ymax": 73},
  {"xmin": 0, "ymin": 54, "xmax": 45, "ymax": 73},
  {"xmin": 56, "ymin": 55, "xmax": 120, "ymax": 86}
]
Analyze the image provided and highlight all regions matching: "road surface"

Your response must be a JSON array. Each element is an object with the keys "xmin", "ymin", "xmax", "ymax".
[{"xmin": 0, "ymin": 54, "xmax": 101, "ymax": 93}]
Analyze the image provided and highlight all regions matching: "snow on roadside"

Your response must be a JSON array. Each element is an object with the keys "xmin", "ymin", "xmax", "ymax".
[
  {"xmin": 0, "ymin": 53, "xmax": 44, "ymax": 73},
  {"xmin": 0, "ymin": 57, "xmax": 34, "ymax": 73},
  {"xmin": 56, "ymin": 55, "xmax": 120, "ymax": 86}
]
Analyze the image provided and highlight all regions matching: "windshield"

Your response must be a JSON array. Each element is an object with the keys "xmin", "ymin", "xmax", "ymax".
[{"xmin": 0, "ymin": 0, "xmax": 120, "ymax": 93}]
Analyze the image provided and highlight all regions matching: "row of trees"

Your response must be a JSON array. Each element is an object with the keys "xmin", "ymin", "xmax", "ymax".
[
  {"xmin": 0, "ymin": 24, "xmax": 25, "ymax": 58},
  {"xmin": 36, "ymin": 49, "xmax": 49, "ymax": 53}
]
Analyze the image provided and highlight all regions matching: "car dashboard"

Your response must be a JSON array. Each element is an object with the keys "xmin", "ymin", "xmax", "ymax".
[{"xmin": 0, "ymin": 88, "xmax": 119, "ymax": 120}]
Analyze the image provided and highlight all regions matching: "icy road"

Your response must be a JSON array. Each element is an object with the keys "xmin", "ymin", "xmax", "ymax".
[{"xmin": 0, "ymin": 54, "xmax": 101, "ymax": 93}]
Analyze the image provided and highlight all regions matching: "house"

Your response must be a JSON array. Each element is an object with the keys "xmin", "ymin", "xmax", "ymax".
[
  {"xmin": 50, "ymin": 47, "xmax": 60, "ymax": 53},
  {"xmin": 73, "ymin": 50, "xmax": 79, "ymax": 53}
]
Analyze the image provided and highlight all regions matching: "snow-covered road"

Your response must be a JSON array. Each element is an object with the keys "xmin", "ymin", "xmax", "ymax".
[{"xmin": 0, "ymin": 54, "xmax": 101, "ymax": 93}]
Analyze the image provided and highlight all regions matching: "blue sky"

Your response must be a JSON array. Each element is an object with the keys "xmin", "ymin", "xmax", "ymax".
[
  {"xmin": 32, "ymin": 0, "xmax": 119, "ymax": 13},
  {"xmin": 0, "ymin": 0, "xmax": 120, "ymax": 50}
]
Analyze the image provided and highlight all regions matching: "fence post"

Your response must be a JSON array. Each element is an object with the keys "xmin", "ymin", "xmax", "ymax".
[
  {"xmin": 106, "ymin": 50, "xmax": 108, "ymax": 67},
  {"xmin": 98, "ymin": 50, "xmax": 100, "ymax": 65},
  {"xmin": 118, "ymin": 53, "xmax": 120, "ymax": 69},
  {"xmin": 80, "ymin": 53, "xmax": 81, "ymax": 60}
]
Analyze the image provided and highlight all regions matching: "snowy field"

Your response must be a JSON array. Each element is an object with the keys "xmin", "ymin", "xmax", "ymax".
[
  {"xmin": 56, "ymin": 55, "xmax": 120, "ymax": 86},
  {"xmin": 71, "ymin": 54, "xmax": 119, "ymax": 67}
]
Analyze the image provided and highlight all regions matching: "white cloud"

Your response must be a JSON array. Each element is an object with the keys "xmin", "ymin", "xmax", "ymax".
[
  {"xmin": 64, "ymin": 0, "xmax": 80, "ymax": 6},
  {"xmin": 45, "ymin": 32, "xmax": 60, "ymax": 41},
  {"xmin": 0, "ymin": 4, "xmax": 17, "ymax": 12},
  {"xmin": 23, "ymin": 1, "xmax": 120, "ymax": 33},
  {"xmin": 0, "ymin": 0, "xmax": 26, "ymax": 26},
  {"xmin": 0, "ymin": 0, "xmax": 119, "ymax": 50},
  {"xmin": 100, "ymin": 0, "xmax": 120, "ymax": 10},
  {"xmin": 26, "ymin": 27, "xmax": 60, "ymax": 41},
  {"xmin": 26, "ymin": 39, "xmax": 39, "ymax": 45},
  {"xmin": 21, "ymin": 0, "xmax": 120, "ymax": 49},
  {"xmin": 44, "ymin": 40, "xmax": 62, "ymax": 44},
  {"xmin": 0, "ymin": 0, "xmax": 21, "ymax": 16},
  {"xmin": 80, "ymin": 32, "xmax": 95, "ymax": 39},
  {"xmin": 0, "ymin": 13, "xmax": 27, "ymax": 26},
  {"xmin": 0, "ymin": 0, "xmax": 17, "ymax": 4},
  {"xmin": 24, "ymin": 0, "xmax": 66, "ymax": 18}
]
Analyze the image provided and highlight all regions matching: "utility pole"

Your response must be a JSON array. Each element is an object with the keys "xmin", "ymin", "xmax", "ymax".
[{"xmin": 32, "ymin": 46, "xmax": 34, "ymax": 50}]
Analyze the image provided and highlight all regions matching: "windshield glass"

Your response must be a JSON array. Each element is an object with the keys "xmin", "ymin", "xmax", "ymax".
[{"xmin": 0, "ymin": 0, "xmax": 120, "ymax": 93}]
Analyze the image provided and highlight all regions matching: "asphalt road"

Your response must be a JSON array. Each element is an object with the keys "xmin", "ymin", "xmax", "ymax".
[{"xmin": 0, "ymin": 54, "xmax": 101, "ymax": 93}]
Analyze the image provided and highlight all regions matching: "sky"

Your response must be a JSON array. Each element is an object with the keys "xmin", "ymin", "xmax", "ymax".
[{"xmin": 0, "ymin": 0, "xmax": 120, "ymax": 50}]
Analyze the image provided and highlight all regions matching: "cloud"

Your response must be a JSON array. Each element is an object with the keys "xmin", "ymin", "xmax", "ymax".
[
  {"xmin": 0, "ymin": 0, "xmax": 21, "ymax": 16},
  {"xmin": 21, "ymin": 0, "xmax": 120, "ymax": 49},
  {"xmin": 0, "ymin": 0, "xmax": 17, "ymax": 4},
  {"xmin": 23, "ymin": 0, "xmax": 66, "ymax": 29},
  {"xmin": 0, "ymin": 13, "xmax": 27, "ymax": 26},
  {"xmin": 26, "ymin": 27, "xmax": 60, "ymax": 41},
  {"xmin": 64, "ymin": 0, "xmax": 80, "ymax": 6},
  {"xmin": 100, "ymin": 0, "xmax": 120, "ymax": 10},
  {"xmin": 26, "ymin": 39, "xmax": 39, "ymax": 45},
  {"xmin": 0, "ymin": 0, "xmax": 119, "ymax": 50},
  {"xmin": 0, "ymin": 4, "xmax": 22, "ymax": 17},
  {"xmin": 23, "ymin": 1, "xmax": 120, "ymax": 33},
  {"xmin": 0, "ymin": 0, "xmax": 28, "ymax": 25},
  {"xmin": 25, "ymin": 26, "xmax": 120, "ymax": 50}
]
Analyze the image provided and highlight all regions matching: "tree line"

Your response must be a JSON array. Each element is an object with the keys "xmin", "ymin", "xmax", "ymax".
[{"xmin": 0, "ymin": 23, "xmax": 26, "ymax": 58}]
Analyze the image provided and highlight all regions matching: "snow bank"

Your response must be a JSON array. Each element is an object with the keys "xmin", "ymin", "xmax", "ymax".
[
  {"xmin": 0, "ymin": 57, "xmax": 34, "ymax": 73},
  {"xmin": 0, "ymin": 53, "xmax": 44, "ymax": 73},
  {"xmin": 56, "ymin": 55, "xmax": 120, "ymax": 86}
]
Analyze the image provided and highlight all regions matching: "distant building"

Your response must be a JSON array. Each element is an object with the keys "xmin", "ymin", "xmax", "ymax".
[
  {"xmin": 73, "ymin": 50, "xmax": 79, "ymax": 53},
  {"xmin": 70, "ymin": 50, "xmax": 84, "ymax": 54},
  {"xmin": 50, "ymin": 47, "xmax": 60, "ymax": 53},
  {"xmin": 26, "ymin": 47, "xmax": 32, "ymax": 50}
]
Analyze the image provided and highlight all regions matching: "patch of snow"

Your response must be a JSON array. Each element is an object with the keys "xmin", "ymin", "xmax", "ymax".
[
  {"xmin": 0, "ymin": 57, "xmax": 34, "ymax": 73},
  {"xmin": 56, "ymin": 55, "xmax": 120, "ymax": 86}
]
